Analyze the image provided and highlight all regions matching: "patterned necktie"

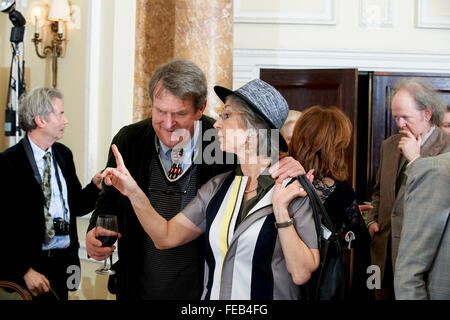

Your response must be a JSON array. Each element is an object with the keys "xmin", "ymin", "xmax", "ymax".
[
  {"xmin": 42, "ymin": 152, "xmax": 55, "ymax": 244},
  {"xmin": 168, "ymin": 148, "xmax": 183, "ymax": 179}
]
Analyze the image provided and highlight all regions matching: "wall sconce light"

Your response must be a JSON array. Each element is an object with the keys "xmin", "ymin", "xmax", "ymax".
[{"xmin": 30, "ymin": 0, "xmax": 72, "ymax": 88}]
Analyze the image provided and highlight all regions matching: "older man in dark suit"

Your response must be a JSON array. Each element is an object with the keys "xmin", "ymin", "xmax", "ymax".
[
  {"xmin": 394, "ymin": 152, "xmax": 450, "ymax": 300},
  {"xmin": 0, "ymin": 87, "xmax": 102, "ymax": 300},
  {"xmin": 366, "ymin": 78, "xmax": 450, "ymax": 299}
]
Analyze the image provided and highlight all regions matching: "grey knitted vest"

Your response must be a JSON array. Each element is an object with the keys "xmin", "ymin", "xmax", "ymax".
[{"xmin": 136, "ymin": 150, "xmax": 204, "ymax": 299}]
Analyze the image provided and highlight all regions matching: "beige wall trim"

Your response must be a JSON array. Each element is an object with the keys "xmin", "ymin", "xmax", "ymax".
[
  {"xmin": 84, "ymin": 0, "xmax": 101, "ymax": 185},
  {"xmin": 83, "ymin": 0, "xmax": 136, "ymax": 184},
  {"xmin": 234, "ymin": 48, "xmax": 450, "ymax": 82},
  {"xmin": 234, "ymin": 0, "xmax": 336, "ymax": 25}
]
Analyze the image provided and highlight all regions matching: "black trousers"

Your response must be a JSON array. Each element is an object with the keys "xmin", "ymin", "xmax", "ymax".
[{"xmin": 33, "ymin": 248, "xmax": 75, "ymax": 301}]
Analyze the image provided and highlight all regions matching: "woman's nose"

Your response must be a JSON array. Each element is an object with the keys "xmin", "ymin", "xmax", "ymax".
[{"xmin": 213, "ymin": 117, "xmax": 222, "ymax": 129}]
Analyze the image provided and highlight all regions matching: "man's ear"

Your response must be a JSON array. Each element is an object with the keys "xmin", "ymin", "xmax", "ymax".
[
  {"xmin": 424, "ymin": 107, "xmax": 432, "ymax": 122},
  {"xmin": 34, "ymin": 114, "xmax": 46, "ymax": 128},
  {"xmin": 195, "ymin": 100, "xmax": 207, "ymax": 120}
]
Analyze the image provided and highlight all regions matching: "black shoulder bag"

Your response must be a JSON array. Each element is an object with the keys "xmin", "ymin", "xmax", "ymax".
[{"xmin": 297, "ymin": 174, "xmax": 346, "ymax": 300}]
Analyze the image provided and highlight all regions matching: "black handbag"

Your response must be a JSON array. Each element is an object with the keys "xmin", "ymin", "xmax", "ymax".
[{"xmin": 297, "ymin": 174, "xmax": 346, "ymax": 300}]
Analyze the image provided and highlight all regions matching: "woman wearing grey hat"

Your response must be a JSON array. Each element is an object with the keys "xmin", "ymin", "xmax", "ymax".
[{"xmin": 101, "ymin": 79, "xmax": 320, "ymax": 300}]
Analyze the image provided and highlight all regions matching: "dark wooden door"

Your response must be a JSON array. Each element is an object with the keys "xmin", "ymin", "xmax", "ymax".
[
  {"xmin": 260, "ymin": 69, "xmax": 450, "ymax": 203},
  {"xmin": 369, "ymin": 72, "xmax": 450, "ymax": 198},
  {"xmin": 260, "ymin": 68, "xmax": 358, "ymax": 188}
]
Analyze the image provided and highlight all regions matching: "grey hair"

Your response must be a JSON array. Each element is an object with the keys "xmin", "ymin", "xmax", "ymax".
[
  {"xmin": 148, "ymin": 58, "xmax": 207, "ymax": 111},
  {"xmin": 19, "ymin": 87, "xmax": 63, "ymax": 132},
  {"xmin": 227, "ymin": 94, "xmax": 275, "ymax": 157},
  {"xmin": 392, "ymin": 78, "xmax": 446, "ymax": 126}
]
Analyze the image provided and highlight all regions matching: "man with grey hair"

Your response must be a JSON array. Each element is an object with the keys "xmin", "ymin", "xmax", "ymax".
[
  {"xmin": 0, "ymin": 87, "xmax": 102, "ymax": 300},
  {"xmin": 366, "ymin": 78, "xmax": 450, "ymax": 300},
  {"xmin": 85, "ymin": 58, "xmax": 306, "ymax": 300}
]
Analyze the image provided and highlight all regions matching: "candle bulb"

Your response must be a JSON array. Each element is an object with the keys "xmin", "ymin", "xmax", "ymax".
[
  {"xmin": 58, "ymin": 20, "xmax": 63, "ymax": 35},
  {"xmin": 33, "ymin": 7, "xmax": 41, "ymax": 35},
  {"xmin": 35, "ymin": 15, "xmax": 39, "ymax": 34}
]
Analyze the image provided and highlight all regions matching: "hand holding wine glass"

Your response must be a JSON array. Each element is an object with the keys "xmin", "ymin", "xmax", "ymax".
[{"xmin": 95, "ymin": 215, "xmax": 118, "ymax": 275}]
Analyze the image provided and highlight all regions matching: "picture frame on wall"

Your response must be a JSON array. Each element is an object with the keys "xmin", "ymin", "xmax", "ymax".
[
  {"xmin": 416, "ymin": 0, "xmax": 450, "ymax": 29},
  {"xmin": 360, "ymin": 0, "xmax": 393, "ymax": 28}
]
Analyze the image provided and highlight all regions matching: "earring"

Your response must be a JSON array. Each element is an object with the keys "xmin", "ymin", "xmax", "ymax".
[
  {"xmin": 245, "ymin": 136, "xmax": 251, "ymax": 153},
  {"xmin": 245, "ymin": 130, "xmax": 256, "ymax": 154}
]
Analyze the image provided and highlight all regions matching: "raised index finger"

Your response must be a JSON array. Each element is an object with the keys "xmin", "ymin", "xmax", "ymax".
[{"xmin": 111, "ymin": 144, "xmax": 125, "ymax": 168}]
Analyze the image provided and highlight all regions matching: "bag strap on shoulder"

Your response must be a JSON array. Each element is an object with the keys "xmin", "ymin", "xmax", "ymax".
[{"xmin": 297, "ymin": 174, "xmax": 338, "ymax": 237}]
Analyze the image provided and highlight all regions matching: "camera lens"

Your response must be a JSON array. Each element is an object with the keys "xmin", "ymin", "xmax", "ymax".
[{"xmin": 53, "ymin": 217, "xmax": 70, "ymax": 235}]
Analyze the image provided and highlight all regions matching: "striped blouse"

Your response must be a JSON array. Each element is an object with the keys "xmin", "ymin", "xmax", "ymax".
[{"xmin": 182, "ymin": 170, "xmax": 318, "ymax": 300}]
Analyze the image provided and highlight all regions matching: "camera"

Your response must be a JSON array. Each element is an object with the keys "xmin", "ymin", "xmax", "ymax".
[{"xmin": 53, "ymin": 217, "xmax": 70, "ymax": 235}]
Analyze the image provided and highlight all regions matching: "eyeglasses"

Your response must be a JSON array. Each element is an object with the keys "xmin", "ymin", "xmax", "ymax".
[{"xmin": 219, "ymin": 108, "xmax": 241, "ymax": 121}]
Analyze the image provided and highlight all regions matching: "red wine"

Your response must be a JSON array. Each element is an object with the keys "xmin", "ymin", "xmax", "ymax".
[{"xmin": 97, "ymin": 235, "xmax": 117, "ymax": 247}]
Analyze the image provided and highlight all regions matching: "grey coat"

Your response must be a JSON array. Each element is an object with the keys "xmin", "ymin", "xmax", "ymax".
[{"xmin": 394, "ymin": 152, "xmax": 450, "ymax": 300}]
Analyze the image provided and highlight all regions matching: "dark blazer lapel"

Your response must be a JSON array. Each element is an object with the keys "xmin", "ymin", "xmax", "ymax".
[
  {"xmin": 17, "ymin": 139, "xmax": 45, "ymax": 197},
  {"xmin": 11, "ymin": 141, "xmax": 46, "ymax": 235},
  {"xmin": 391, "ymin": 138, "xmax": 405, "ymax": 180},
  {"xmin": 385, "ymin": 135, "xmax": 402, "ymax": 205},
  {"xmin": 135, "ymin": 119, "xmax": 155, "ymax": 191}
]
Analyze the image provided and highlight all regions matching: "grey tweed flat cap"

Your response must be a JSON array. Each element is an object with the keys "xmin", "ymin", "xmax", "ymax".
[{"xmin": 214, "ymin": 79, "xmax": 290, "ymax": 151}]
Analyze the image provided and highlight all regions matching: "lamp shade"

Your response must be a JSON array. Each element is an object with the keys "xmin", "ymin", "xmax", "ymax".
[
  {"xmin": 48, "ymin": 0, "xmax": 70, "ymax": 21},
  {"xmin": 0, "ymin": 0, "xmax": 15, "ymax": 13}
]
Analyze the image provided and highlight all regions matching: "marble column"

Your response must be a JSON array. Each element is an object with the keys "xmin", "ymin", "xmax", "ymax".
[{"xmin": 134, "ymin": 0, "xmax": 233, "ymax": 121}]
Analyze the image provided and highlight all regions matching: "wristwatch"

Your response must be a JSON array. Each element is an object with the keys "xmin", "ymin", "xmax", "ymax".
[{"xmin": 274, "ymin": 218, "xmax": 294, "ymax": 229}]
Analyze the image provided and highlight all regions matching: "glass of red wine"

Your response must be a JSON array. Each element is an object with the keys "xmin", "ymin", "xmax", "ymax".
[{"xmin": 95, "ymin": 215, "xmax": 118, "ymax": 275}]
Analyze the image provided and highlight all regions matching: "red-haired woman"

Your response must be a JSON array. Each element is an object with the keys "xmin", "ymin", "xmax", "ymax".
[{"xmin": 288, "ymin": 105, "xmax": 372, "ymax": 300}]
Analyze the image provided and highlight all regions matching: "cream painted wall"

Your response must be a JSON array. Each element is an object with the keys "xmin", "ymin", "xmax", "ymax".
[
  {"xmin": 95, "ymin": 0, "xmax": 114, "ymax": 174},
  {"xmin": 57, "ymin": 0, "xmax": 87, "ymax": 180},
  {"xmin": 234, "ymin": 0, "xmax": 450, "ymax": 53},
  {"xmin": 93, "ymin": 0, "xmax": 135, "ymax": 178}
]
